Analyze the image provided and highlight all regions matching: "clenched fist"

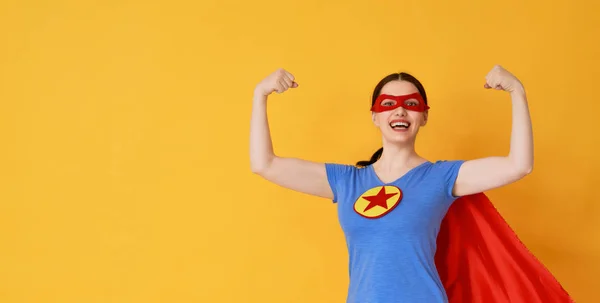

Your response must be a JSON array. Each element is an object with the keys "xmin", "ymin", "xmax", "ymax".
[
  {"xmin": 254, "ymin": 68, "xmax": 299, "ymax": 97},
  {"xmin": 484, "ymin": 65, "xmax": 524, "ymax": 94}
]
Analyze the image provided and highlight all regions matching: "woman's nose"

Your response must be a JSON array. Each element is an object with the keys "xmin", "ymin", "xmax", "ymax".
[{"xmin": 393, "ymin": 106, "xmax": 407, "ymax": 116}]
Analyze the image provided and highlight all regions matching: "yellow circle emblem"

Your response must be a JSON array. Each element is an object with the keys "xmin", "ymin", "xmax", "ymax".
[{"xmin": 354, "ymin": 186, "xmax": 403, "ymax": 219}]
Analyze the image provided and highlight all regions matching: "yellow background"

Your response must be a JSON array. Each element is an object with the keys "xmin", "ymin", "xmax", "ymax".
[{"xmin": 1, "ymin": 0, "xmax": 598, "ymax": 302}]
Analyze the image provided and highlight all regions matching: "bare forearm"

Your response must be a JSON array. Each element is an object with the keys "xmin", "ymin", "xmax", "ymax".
[
  {"xmin": 249, "ymin": 93, "xmax": 275, "ymax": 173},
  {"xmin": 507, "ymin": 88, "xmax": 533, "ymax": 174}
]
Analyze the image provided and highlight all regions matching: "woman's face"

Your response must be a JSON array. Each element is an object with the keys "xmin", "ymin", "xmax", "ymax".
[{"xmin": 372, "ymin": 80, "xmax": 428, "ymax": 145}]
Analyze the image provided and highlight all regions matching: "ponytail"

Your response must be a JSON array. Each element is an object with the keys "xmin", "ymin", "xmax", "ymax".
[{"xmin": 356, "ymin": 147, "xmax": 383, "ymax": 167}]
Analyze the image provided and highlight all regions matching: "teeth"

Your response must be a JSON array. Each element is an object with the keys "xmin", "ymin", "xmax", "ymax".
[{"xmin": 390, "ymin": 121, "xmax": 409, "ymax": 128}]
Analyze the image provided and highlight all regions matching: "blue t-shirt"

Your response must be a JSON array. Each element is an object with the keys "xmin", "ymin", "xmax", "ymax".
[{"xmin": 325, "ymin": 160, "xmax": 464, "ymax": 303}]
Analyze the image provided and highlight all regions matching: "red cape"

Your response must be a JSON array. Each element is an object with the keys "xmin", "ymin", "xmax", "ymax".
[{"xmin": 435, "ymin": 193, "xmax": 574, "ymax": 302}]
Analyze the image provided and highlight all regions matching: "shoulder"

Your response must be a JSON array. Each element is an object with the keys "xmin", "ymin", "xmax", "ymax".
[
  {"xmin": 417, "ymin": 160, "xmax": 466, "ymax": 185},
  {"xmin": 430, "ymin": 159, "xmax": 466, "ymax": 171},
  {"xmin": 324, "ymin": 162, "xmax": 361, "ymax": 178},
  {"xmin": 324, "ymin": 163, "xmax": 364, "ymax": 203},
  {"xmin": 324, "ymin": 162, "xmax": 374, "ymax": 184},
  {"xmin": 426, "ymin": 160, "xmax": 466, "ymax": 198}
]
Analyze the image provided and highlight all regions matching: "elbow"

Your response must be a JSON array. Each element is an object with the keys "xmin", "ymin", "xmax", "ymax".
[
  {"xmin": 508, "ymin": 156, "xmax": 533, "ymax": 178},
  {"xmin": 515, "ymin": 164, "xmax": 533, "ymax": 178},
  {"xmin": 250, "ymin": 157, "xmax": 275, "ymax": 176},
  {"xmin": 250, "ymin": 163, "xmax": 267, "ymax": 175}
]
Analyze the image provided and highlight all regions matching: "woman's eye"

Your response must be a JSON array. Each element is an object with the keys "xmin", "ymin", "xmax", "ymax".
[
  {"xmin": 405, "ymin": 100, "xmax": 419, "ymax": 106},
  {"xmin": 382, "ymin": 101, "xmax": 396, "ymax": 106}
]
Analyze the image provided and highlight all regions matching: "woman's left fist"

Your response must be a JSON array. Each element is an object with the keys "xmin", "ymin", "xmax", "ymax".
[{"xmin": 484, "ymin": 65, "xmax": 524, "ymax": 94}]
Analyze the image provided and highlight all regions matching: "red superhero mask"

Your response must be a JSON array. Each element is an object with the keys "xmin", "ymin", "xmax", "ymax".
[{"xmin": 371, "ymin": 93, "xmax": 430, "ymax": 113}]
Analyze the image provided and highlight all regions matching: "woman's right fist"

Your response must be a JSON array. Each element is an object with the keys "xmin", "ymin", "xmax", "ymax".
[{"xmin": 254, "ymin": 68, "xmax": 299, "ymax": 97}]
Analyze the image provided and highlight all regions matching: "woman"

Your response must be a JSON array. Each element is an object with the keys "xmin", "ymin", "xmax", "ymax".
[{"xmin": 249, "ymin": 67, "xmax": 572, "ymax": 302}]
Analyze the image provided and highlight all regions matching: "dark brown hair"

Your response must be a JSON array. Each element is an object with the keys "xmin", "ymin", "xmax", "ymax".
[{"xmin": 355, "ymin": 72, "xmax": 429, "ymax": 167}]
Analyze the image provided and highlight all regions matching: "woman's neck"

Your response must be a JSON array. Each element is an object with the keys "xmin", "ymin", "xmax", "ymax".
[{"xmin": 374, "ymin": 143, "xmax": 427, "ymax": 173}]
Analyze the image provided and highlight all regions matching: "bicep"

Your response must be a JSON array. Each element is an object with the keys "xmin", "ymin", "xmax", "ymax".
[
  {"xmin": 453, "ymin": 156, "xmax": 530, "ymax": 197},
  {"xmin": 258, "ymin": 156, "xmax": 334, "ymax": 200}
]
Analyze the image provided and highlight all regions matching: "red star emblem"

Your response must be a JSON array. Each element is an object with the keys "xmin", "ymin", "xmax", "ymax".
[{"xmin": 362, "ymin": 187, "xmax": 398, "ymax": 212}]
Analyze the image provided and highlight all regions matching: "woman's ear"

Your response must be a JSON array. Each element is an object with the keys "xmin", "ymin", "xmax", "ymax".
[
  {"xmin": 372, "ymin": 112, "xmax": 379, "ymax": 127},
  {"xmin": 422, "ymin": 111, "xmax": 428, "ymax": 126}
]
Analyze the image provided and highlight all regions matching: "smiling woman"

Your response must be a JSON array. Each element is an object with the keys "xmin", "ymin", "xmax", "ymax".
[
  {"xmin": 357, "ymin": 72, "xmax": 430, "ymax": 168},
  {"xmin": 249, "ymin": 67, "xmax": 573, "ymax": 303}
]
